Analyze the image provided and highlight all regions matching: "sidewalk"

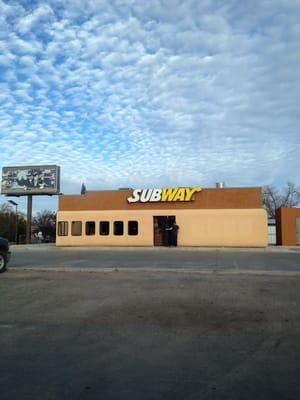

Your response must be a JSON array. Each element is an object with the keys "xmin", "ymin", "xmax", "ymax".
[{"xmin": 10, "ymin": 243, "xmax": 300, "ymax": 252}]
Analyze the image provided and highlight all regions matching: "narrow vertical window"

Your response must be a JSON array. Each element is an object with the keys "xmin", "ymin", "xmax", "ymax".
[
  {"xmin": 128, "ymin": 221, "xmax": 138, "ymax": 236},
  {"xmin": 58, "ymin": 221, "xmax": 68, "ymax": 236},
  {"xmin": 100, "ymin": 221, "xmax": 110, "ymax": 235},
  {"xmin": 71, "ymin": 221, "xmax": 82, "ymax": 236},
  {"xmin": 114, "ymin": 221, "xmax": 124, "ymax": 236},
  {"xmin": 86, "ymin": 221, "xmax": 95, "ymax": 235}
]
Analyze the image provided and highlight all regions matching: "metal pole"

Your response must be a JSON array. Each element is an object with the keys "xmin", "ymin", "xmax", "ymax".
[
  {"xmin": 15, "ymin": 204, "xmax": 18, "ymax": 244},
  {"xmin": 26, "ymin": 195, "xmax": 32, "ymax": 244},
  {"xmin": 8, "ymin": 200, "xmax": 18, "ymax": 244}
]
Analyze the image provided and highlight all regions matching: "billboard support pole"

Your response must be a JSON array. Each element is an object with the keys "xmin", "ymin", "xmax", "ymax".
[{"xmin": 26, "ymin": 195, "xmax": 32, "ymax": 244}]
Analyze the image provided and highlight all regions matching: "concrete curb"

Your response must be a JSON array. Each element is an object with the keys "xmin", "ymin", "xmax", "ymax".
[
  {"xmin": 7, "ymin": 266, "xmax": 300, "ymax": 276},
  {"xmin": 9, "ymin": 244, "xmax": 300, "ymax": 252},
  {"xmin": 10, "ymin": 244, "xmax": 57, "ymax": 251}
]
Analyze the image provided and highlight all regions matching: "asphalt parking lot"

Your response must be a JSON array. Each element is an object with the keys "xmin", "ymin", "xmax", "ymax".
[
  {"xmin": 1, "ymin": 269, "xmax": 300, "ymax": 400},
  {"xmin": 8, "ymin": 244, "xmax": 300, "ymax": 272}
]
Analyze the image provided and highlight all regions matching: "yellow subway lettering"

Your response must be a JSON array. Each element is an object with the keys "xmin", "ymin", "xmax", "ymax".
[
  {"xmin": 173, "ymin": 188, "xmax": 186, "ymax": 201},
  {"xmin": 162, "ymin": 188, "xmax": 178, "ymax": 201},
  {"xmin": 185, "ymin": 187, "xmax": 201, "ymax": 201}
]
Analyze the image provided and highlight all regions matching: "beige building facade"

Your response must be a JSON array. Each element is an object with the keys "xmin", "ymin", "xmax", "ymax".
[{"xmin": 56, "ymin": 187, "xmax": 268, "ymax": 247}]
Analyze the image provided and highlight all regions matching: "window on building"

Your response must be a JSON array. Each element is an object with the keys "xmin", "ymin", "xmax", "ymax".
[
  {"xmin": 86, "ymin": 221, "xmax": 95, "ymax": 235},
  {"xmin": 71, "ymin": 221, "xmax": 82, "ymax": 236},
  {"xmin": 128, "ymin": 221, "xmax": 138, "ymax": 236},
  {"xmin": 114, "ymin": 221, "xmax": 124, "ymax": 236},
  {"xmin": 100, "ymin": 221, "xmax": 109, "ymax": 235},
  {"xmin": 58, "ymin": 221, "xmax": 68, "ymax": 236}
]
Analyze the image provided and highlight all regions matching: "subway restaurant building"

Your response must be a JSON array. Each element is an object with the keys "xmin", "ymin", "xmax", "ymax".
[{"xmin": 56, "ymin": 186, "xmax": 268, "ymax": 247}]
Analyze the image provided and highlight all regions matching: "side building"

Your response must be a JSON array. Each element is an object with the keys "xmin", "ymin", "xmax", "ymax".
[
  {"xmin": 276, "ymin": 207, "xmax": 300, "ymax": 246},
  {"xmin": 56, "ymin": 186, "xmax": 268, "ymax": 247}
]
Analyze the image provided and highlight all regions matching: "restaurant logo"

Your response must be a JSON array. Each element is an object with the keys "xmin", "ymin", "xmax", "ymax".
[{"xmin": 127, "ymin": 187, "xmax": 201, "ymax": 203}]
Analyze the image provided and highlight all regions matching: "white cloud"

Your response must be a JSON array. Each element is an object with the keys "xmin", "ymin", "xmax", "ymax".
[
  {"xmin": 17, "ymin": 4, "xmax": 54, "ymax": 34},
  {"xmin": 9, "ymin": 33, "xmax": 43, "ymax": 54},
  {"xmin": 0, "ymin": 53, "xmax": 16, "ymax": 67},
  {"xmin": 1, "ymin": 0, "xmax": 300, "ymax": 214},
  {"xmin": 0, "ymin": 0, "xmax": 20, "ymax": 20}
]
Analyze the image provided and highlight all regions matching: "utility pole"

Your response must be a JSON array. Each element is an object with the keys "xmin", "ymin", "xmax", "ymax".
[
  {"xmin": 8, "ymin": 200, "xmax": 18, "ymax": 244},
  {"xmin": 26, "ymin": 195, "xmax": 32, "ymax": 244}
]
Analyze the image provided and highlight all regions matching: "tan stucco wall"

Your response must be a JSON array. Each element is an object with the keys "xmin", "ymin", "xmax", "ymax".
[{"xmin": 56, "ymin": 209, "xmax": 268, "ymax": 247}]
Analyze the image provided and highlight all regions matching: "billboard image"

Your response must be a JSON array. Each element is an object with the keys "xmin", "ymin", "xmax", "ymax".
[{"xmin": 1, "ymin": 165, "xmax": 60, "ymax": 195}]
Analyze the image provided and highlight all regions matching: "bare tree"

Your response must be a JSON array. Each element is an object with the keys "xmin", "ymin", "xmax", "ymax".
[
  {"xmin": 33, "ymin": 210, "xmax": 56, "ymax": 242},
  {"xmin": 262, "ymin": 182, "xmax": 300, "ymax": 219}
]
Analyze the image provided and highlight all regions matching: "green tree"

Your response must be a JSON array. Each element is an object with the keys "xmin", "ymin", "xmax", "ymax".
[{"xmin": 0, "ymin": 203, "xmax": 26, "ymax": 242}]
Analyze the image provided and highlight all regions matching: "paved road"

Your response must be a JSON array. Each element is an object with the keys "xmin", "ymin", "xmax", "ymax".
[
  {"xmin": 1, "ymin": 270, "xmax": 300, "ymax": 400},
  {"xmin": 9, "ymin": 245, "xmax": 300, "ymax": 272}
]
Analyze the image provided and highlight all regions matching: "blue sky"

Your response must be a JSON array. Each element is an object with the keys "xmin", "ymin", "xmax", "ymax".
[{"xmin": 0, "ymin": 0, "xmax": 300, "ymax": 213}]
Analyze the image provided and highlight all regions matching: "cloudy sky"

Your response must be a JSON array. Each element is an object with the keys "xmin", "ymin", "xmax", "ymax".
[{"xmin": 0, "ymin": 0, "xmax": 300, "ymax": 212}]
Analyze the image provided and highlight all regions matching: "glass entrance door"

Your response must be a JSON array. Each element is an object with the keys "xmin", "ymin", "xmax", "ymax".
[{"xmin": 153, "ymin": 216, "xmax": 175, "ymax": 246}]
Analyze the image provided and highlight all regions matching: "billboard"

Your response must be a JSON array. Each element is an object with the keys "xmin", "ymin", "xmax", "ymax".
[{"xmin": 1, "ymin": 165, "xmax": 60, "ymax": 195}]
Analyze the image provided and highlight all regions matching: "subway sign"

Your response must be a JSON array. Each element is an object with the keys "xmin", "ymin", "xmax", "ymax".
[{"xmin": 127, "ymin": 187, "xmax": 201, "ymax": 203}]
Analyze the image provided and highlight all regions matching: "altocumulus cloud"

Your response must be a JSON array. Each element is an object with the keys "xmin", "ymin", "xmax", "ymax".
[{"xmin": 0, "ymin": 0, "xmax": 300, "ymax": 210}]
